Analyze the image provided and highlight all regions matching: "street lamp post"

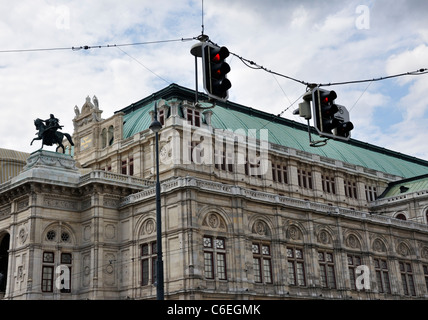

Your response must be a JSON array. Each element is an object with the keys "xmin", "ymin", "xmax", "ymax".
[{"xmin": 149, "ymin": 102, "xmax": 164, "ymax": 300}]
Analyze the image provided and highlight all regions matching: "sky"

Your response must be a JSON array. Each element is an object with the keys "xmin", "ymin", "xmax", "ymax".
[{"xmin": 1, "ymin": 0, "xmax": 428, "ymax": 161}]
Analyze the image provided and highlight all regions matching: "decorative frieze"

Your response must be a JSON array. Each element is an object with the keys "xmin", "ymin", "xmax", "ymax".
[{"xmin": 43, "ymin": 196, "xmax": 78, "ymax": 211}]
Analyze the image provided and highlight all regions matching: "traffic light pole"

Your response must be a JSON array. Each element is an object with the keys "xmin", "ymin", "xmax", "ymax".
[
  {"xmin": 194, "ymin": 55, "xmax": 199, "ymax": 103},
  {"xmin": 191, "ymin": 35, "xmax": 209, "ymax": 104}
]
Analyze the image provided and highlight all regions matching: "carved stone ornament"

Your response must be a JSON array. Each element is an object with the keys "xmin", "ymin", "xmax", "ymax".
[
  {"xmin": 253, "ymin": 220, "xmax": 267, "ymax": 236},
  {"xmin": 346, "ymin": 234, "xmax": 360, "ymax": 249},
  {"xmin": 202, "ymin": 213, "xmax": 226, "ymax": 230},
  {"xmin": 145, "ymin": 219, "xmax": 155, "ymax": 235},
  {"xmin": 18, "ymin": 226, "xmax": 28, "ymax": 244},
  {"xmin": 105, "ymin": 224, "xmax": 116, "ymax": 240},
  {"xmin": 287, "ymin": 225, "xmax": 302, "ymax": 241},
  {"xmin": 373, "ymin": 239, "xmax": 386, "ymax": 253},
  {"xmin": 421, "ymin": 246, "xmax": 428, "ymax": 259},
  {"xmin": 208, "ymin": 213, "xmax": 219, "ymax": 229},
  {"xmin": 397, "ymin": 242, "xmax": 409, "ymax": 257},
  {"xmin": 318, "ymin": 230, "xmax": 331, "ymax": 245}
]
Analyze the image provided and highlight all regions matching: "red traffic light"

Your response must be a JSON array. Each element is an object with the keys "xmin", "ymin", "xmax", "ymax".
[
  {"xmin": 322, "ymin": 90, "xmax": 337, "ymax": 104},
  {"xmin": 312, "ymin": 88, "xmax": 353, "ymax": 141},
  {"xmin": 202, "ymin": 44, "xmax": 231, "ymax": 101},
  {"xmin": 211, "ymin": 46, "xmax": 230, "ymax": 63}
]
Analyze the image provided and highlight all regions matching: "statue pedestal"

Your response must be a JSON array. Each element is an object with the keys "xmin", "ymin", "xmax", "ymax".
[{"xmin": 13, "ymin": 150, "xmax": 80, "ymax": 185}]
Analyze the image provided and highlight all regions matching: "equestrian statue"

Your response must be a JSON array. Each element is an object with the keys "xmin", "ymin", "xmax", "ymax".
[{"xmin": 31, "ymin": 114, "xmax": 74, "ymax": 153}]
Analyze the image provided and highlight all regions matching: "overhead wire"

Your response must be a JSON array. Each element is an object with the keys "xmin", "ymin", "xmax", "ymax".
[
  {"xmin": 229, "ymin": 49, "xmax": 428, "ymax": 138},
  {"xmin": 231, "ymin": 49, "xmax": 428, "ymax": 88},
  {"xmin": 115, "ymin": 46, "xmax": 172, "ymax": 85},
  {"xmin": 0, "ymin": 37, "xmax": 197, "ymax": 54}
]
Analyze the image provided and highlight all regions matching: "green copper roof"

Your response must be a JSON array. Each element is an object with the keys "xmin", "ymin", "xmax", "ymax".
[
  {"xmin": 117, "ymin": 84, "xmax": 428, "ymax": 179},
  {"xmin": 378, "ymin": 174, "xmax": 428, "ymax": 198}
]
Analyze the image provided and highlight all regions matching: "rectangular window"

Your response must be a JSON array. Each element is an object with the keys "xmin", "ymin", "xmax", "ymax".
[
  {"xmin": 203, "ymin": 236, "xmax": 227, "ymax": 280},
  {"xmin": 121, "ymin": 160, "xmax": 127, "ymax": 175},
  {"xmin": 272, "ymin": 163, "xmax": 288, "ymax": 184},
  {"xmin": 214, "ymin": 149, "xmax": 224, "ymax": 170},
  {"xmin": 42, "ymin": 251, "xmax": 72, "ymax": 293},
  {"xmin": 322, "ymin": 175, "xmax": 336, "ymax": 194},
  {"xmin": 424, "ymin": 265, "xmax": 428, "ymax": 293},
  {"xmin": 252, "ymin": 243, "xmax": 272, "ymax": 284},
  {"xmin": 159, "ymin": 109, "xmax": 165, "ymax": 125},
  {"xmin": 365, "ymin": 185, "xmax": 377, "ymax": 202},
  {"xmin": 318, "ymin": 251, "xmax": 336, "ymax": 288},
  {"xmin": 186, "ymin": 109, "xmax": 201, "ymax": 127},
  {"xmin": 348, "ymin": 255, "xmax": 362, "ymax": 290},
  {"xmin": 344, "ymin": 180, "xmax": 358, "ymax": 199},
  {"xmin": 43, "ymin": 251, "xmax": 54, "ymax": 263},
  {"xmin": 60, "ymin": 253, "xmax": 72, "ymax": 293},
  {"xmin": 399, "ymin": 262, "xmax": 416, "ymax": 296},
  {"xmin": 374, "ymin": 258, "xmax": 391, "ymax": 294},
  {"xmin": 141, "ymin": 241, "xmax": 157, "ymax": 286},
  {"xmin": 61, "ymin": 253, "xmax": 72, "ymax": 264},
  {"xmin": 246, "ymin": 155, "xmax": 262, "ymax": 179},
  {"xmin": 42, "ymin": 266, "xmax": 54, "ymax": 292},
  {"xmin": 214, "ymin": 148, "xmax": 234, "ymax": 173},
  {"xmin": 217, "ymin": 253, "xmax": 227, "ymax": 280},
  {"xmin": 129, "ymin": 158, "xmax": 134, "ymax": 176},
  {"xmin": 188, "ymin": 141, "xmax": 203, "ymax": 164},
  {"xmin": 297, "ymin": 169, "xmax": 313, "ymax": 189},
  {"xmin": 287, "ymin": 247, "xmax": 306, "ymax": 286},
  {"xmin": 195, "ymin": 110, "xmax": 201, "ymax": 127}
]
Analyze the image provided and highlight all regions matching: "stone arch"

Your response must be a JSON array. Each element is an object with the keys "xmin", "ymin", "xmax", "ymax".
[
  {"xmin": 315, "ymin": 225, "xmax": 336, "ymax": 246},
  {"xmin": 134, "ymin": 212, "xmax": 156, "ymax": 239},
  {"xmin": 198, "ymin": 206, "xmax": 231, "ymax": 233},
  {"xmin": 202, "ymin": 212, "xmax": 227, "ymax": 232},
  {"xmin": 420, "ymin": 245, "xmax": 428, "ymax": 260},
  {"xmin": 343, "ymin": 230, "xmax": 364, "ymax": 250},
  {"xmin": 42, "ymin": 222, "xmax": 76, "ymax": 245},
  {"xmin": 249, "ymin": 215, "xmax": 273, "ymax": 237},
  {"xmin": 394, "ymin": 211, "xmax": 408, "ymax": 220},
  {"xmin": 283, "ymin": 220, "xmax": 307, "ymax": 243},
  {"xmin": 139, "ymin": 218, "xmax": 156, "ymax": 237},
  {"xmin": 371, "ymin": 237, "xmax": 389, "ymax": 254},
  {"xmin": 396, "ymin": 240, "xmax": 414, "ymax": 257}
]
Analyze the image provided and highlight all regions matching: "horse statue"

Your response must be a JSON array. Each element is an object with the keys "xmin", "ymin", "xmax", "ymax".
[{"xmin": 30, "ymin": 115, "xmax": 74, "ymax": 153}]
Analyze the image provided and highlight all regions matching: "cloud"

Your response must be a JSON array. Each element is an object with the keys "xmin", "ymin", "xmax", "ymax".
[{"xmin": 0, "ymin": 0, "xmax": 428, "ymax": 162}]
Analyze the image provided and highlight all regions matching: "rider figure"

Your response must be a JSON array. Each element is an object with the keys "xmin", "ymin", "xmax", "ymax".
[
  {"xmin": 42, "ymin": 114, "xmax": 63, "ymax": 145},
  {"xmin": 44, "ymin": 114, "xmax": 62, "ymax": 132}
]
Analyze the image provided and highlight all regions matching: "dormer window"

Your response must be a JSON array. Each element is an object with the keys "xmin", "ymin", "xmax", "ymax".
[
  {"xmin": 186, "ymin": 108, "xmax": 201, "ymax": 127},
  {"xmin": 159, "ymin": 109, "xmax": 165, "ymax": 126}
]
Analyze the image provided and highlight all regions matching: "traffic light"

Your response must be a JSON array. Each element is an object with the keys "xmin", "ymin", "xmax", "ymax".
[
  {"xmin": 202, "ymin": 43, "xmax": 231, "ymax": 101},
  {"xmin": 312, "ymin": 88, "xmax": 353, "ymax": 141}
]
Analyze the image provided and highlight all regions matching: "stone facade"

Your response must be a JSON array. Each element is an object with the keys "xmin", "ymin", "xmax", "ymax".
[{"xmin": 1, "ymin": 86, "xmax": 428, "ymax": 300}]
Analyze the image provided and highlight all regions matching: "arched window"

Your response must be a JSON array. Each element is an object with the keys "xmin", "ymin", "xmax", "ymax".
[
  {"xmin": 101, "ymin": 128, "xmax": 107, "ymax": 148},
  {"xmin": 108, "ymin": 126, "xmax": 114, "ymax": 146},
  {"xmin": 396, "ymin": 213, "xmax": 407, "ymax": 221}
]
